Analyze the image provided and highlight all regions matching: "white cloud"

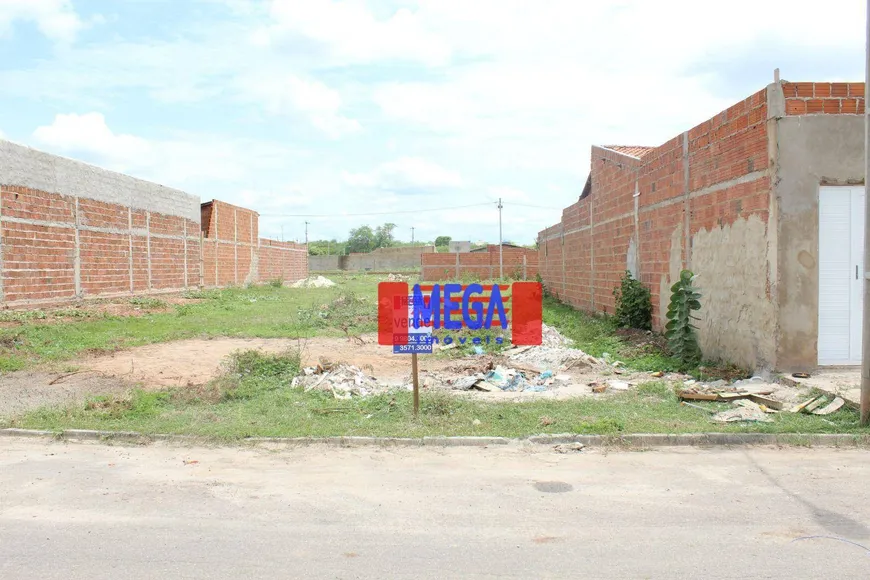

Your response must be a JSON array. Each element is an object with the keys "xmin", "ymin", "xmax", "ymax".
[
  {"xmin": 6, "ymin": 0, "xmax": 868, "ymax": 245},
  {"xmin": 342, "ymin": 157, "xmax": 463, "ymax": 193},
  {"xmin": 33, "ymin": 112, "xmax": 151, "ymax": 164},
  {"xmin": 242, "ymin": 74, "xmax": 361, "ymax": 137},
  {"xmin": 32, "ymin": 112, "xmax": 298, "ymax": 188},
  {"xmin": 0, "ymin": 0, "xmax": 84, "ymax": 43},
  {"xmin": 254, "ymin": 0, "xmax": 452, "ymax": 66},
  {"xmin": 488, "ymin": 187, "xmax": 529, "ymax": 203}
]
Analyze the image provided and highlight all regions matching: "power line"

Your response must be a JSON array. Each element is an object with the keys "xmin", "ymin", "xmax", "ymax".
[{"xmin": 260, "ymin": 201, "xmax": 496, "ymax": 218}]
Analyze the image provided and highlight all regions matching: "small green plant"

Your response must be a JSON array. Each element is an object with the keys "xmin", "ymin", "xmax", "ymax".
[
  {"xmin": 268, "ymin": 279, "xmax": 284, "ymax": 288},
  {"xmin": 665, "ymin": 270, "xmax": 702, "ymax": 367},
  {"xmin": 225, "ymin": 348, "xmax": 301, "ymax": 381},
  {"xmin": 129, "ymin": 296, "xmax": 167, "ymax": 309},
  {"xmin": 612, "ymin": 270, "xmax": 652, "ymax": 330}
]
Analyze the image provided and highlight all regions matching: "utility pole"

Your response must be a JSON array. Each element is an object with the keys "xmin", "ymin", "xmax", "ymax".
[
  {"xmin": 862, "ymin": 0, "xmax": 870, "ymax": 426},
  {"xmin": 281, "ymin": 225, "xmax": 284, "ymax": 243},
  {"xmin": 498, "ymin": 198, "xmax": 503, "ymax": 279},
  {"xmin": 304, "ymin": 221, "xmax": 309, "ymax": 246},
  {"xmin": 411, "ymin": 226, "xmax": 415, "ymax": 244}
]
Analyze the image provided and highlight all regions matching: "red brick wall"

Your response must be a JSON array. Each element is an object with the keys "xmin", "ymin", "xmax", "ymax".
[
  {"xmin": 259, "ymin": 239, "xmax": 309, "ymax": 283},
  {"xmin": 0, "ymin": 186, "xmax": 201, "ymax": 304},
  {"xmin": 198, "ymin": 200, "xmax": 306, "ymax": 287},
  {"xmin": 537, "ymin": 85, "xmax": 772, "ymax": 326},
  {"xmin": 782, "ymin": 82, "xmax": 865, "ymax": 115},
  {"xmin": 0, "ymin": 189, "xmax": 309, "ymax": 306},
  {"xmin": 422, "ymin": 245, "xmax": 539, "ymax": 281}
]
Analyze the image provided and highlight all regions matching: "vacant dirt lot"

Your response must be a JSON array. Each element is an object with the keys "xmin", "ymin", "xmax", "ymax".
[{"xmin": 83, "ymin": 334, "xmax": 451, "ymax": 387}]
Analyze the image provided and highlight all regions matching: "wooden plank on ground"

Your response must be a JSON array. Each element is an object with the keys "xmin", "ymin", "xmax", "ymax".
[
  {"xmin": 812, "ymin": 397, "xmax": 845, "ymax": 415},
  {"xmin": 748, "ymin": 394, "xmax": 783, "ymax": 411},
  {"xmin": 679, "ymin": 391, "xmax": 719, "ymax": 401}
]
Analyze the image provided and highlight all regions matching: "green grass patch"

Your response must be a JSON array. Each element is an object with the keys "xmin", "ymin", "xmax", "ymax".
[
  {"xmin": 0, "ymin": 277, "xmax": 378, "ymax": 370},
  {"xmin": 542, "ymin": 295, "xmax": 748, "ymax": 380},
  {"xmin": 7, "ymin": 372, "xmax": 868, "ymax": 439}
]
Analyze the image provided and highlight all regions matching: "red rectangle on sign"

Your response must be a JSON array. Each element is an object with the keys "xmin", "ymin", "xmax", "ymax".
[
  {"xmin": 378, "ymin": 282, "xmax": 408, "ymax": 345},
  {"xmin": 378, "ymin": 281, "xmax": 542, "ymax": 346},
  {"xmin": 511, "ymin": 282, "xmax": 542, "ymax": 345}
]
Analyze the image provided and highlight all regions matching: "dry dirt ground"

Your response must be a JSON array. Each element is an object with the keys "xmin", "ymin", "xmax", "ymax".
[
  {"xmin": 0, "ymin": 333, "xmax": 667, "ymax": 417},
  {"xmin": 0, "ymin": 294, "xmax": 201, "ymax": 329}
]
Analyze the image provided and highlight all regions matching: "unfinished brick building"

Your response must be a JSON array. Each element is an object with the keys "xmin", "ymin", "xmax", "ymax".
[
  {"xmin": 538, "ymin": 80, "xmax": 865, "ymax": 373},
  {"xmin": 0, "ymin": 140, "xmax": 307, "ymax": 307}
]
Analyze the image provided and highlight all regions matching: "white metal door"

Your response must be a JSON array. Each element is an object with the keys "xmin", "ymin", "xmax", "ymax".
[
  {"xmin": 818, "ymin": 186, "xmax": 864, "ymax": 365},
  {"xmin": 850, "ymin": 188, "xmax": 865, "ymax": 359}
]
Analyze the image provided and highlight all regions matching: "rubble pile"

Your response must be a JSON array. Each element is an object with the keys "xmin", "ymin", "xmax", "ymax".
[
  {"xmin": 290, "ymin": 276, "xmax": 337, "ymax": 288},
  {"xmin": 503, "ymin": 323, "xmax": 602, "ymax": 372},
  {"xmin": 540, "ymin": 323, "xmax": 574, "ymax": 347},
  {"xmin": 385, "ymin": 273, "xmax": 411, "ymax": 282},
  {"xmin": 292, "ymin": 362, "xmax": 380, "ymax": 399},
  {"xmin": 449, "ymin": 365, "xmax": 573, "ymax": 393},
  {"xmin": 678, "ymin": 375, "xmax": 846, "ymax": 423}
]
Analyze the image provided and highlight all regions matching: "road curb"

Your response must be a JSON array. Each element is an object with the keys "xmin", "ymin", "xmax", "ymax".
[{"xmin": 2, "ymin": 428, "xmax": 869, "ymax": 448}]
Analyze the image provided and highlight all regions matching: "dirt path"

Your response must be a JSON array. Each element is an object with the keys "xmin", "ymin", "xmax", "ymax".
[
  {"xmin": 82, "ymin": 334, "xmax": 458, "ymax": 388},
  {"xmin": 0, "ymin": 371, "xmax": 133, "ymax": 418}
]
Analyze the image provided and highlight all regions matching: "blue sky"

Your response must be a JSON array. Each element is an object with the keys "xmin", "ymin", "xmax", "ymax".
[{"xmin": 0, "ymin": 0, "xmax": 865, "ymax": 244}]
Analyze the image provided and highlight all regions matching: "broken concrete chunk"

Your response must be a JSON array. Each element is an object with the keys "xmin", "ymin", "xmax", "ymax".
[
  {"xmin": 554, "ymin": 442, "xmax": 585, "ymax": 453},
  {"xmin": 713, "ymin": 401, "xmax": 773, "ymax": 423},
  {"xmin": 453, "ymin": 376, "xmax": 484, "ymax": 391},
  {"xmin": 607, "ymin": 380, "xmax": 630, "ymax": 391}
]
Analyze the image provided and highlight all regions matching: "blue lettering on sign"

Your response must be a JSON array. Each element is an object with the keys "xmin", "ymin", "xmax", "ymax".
[{"xmin": 411, "ymin": 283, "xmax": 508, "ymax": 330}]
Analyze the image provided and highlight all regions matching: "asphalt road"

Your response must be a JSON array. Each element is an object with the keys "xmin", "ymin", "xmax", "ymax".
[{"xmin": 1, "ymin": 438, "xmax": 869, "ymax": 579}]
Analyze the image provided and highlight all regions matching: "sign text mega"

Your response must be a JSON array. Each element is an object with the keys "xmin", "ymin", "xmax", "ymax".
[{"xmin": 378, "ymin": 281, "xmax": 543, "ymax": 349}]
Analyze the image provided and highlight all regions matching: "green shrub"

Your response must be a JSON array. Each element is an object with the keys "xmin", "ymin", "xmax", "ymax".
[
  {"xmin": 226, "ymin": 349, "xmax": 301, "ymax": 381},
  {"xmin": 665, "ymin": 270, "xmax": 702, "ymax": 367},
  {"xmin": 612, "ymin": 270, "xmax": 652, "ymax": 330}
]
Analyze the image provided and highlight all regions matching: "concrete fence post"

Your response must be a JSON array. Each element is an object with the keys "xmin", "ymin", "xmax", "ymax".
[
  {"xmin": 183, "ymin": 219, "xmax": 188, "ymax": 290},
  {"xmin": 455, "ymin": 253, "xmax": 460, "ymax": 278},
  {"xmin": 560, "ymin": 225, "xmax": 566, "ymax": 297},
  {"xmin": 523, "ymin": 255, "xmax": 527, "ymax": 280},
  {"xmin": 127, "ymin": 207, "xmax": 133, "ymax": 293},
  {"xmin": 199, "ymin": 231, "xmax": 204, "ymax": 288},
  {"xmin": 214, "ymin": 205, "xmax": 219, "ymax": 287},
  {"xmin": 146, "ymin": 211, "xmax": 152, "ymax": 291},
  {"xmin": 250, "ymin": 213, "xmax": 256, "ymax": 284},
  {"xmin": 0, "ymin": 188, "xmax": 4, "ymax": 303},
  {"xmin": 73, "ymin": 197, "xmax": 81, "ymax": 297},
  {"xmin": 233, "ymin": 209, "xmax": 238, "ymax": 286}
]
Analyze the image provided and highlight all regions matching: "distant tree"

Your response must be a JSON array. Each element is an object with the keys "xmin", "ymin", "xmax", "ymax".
[
  {"xmin": 346, "ymin": 226, "xmax": 376, "ymax": 253},
  {"xmin": 435, "ymin": 235, "xmax": 452, "ymax": 247},
  {"xmin": 308, "ymin": 239, "xmax": 345, "ymax": 255},
  {"xmin": 374, "ymin": 222, "xmax": 397, "ymax": 249}
]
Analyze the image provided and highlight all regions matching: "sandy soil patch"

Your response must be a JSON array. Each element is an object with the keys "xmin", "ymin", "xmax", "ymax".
[{"xmin": 82, "ymin": 334, "xmax": 456, "ymax": 388}]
